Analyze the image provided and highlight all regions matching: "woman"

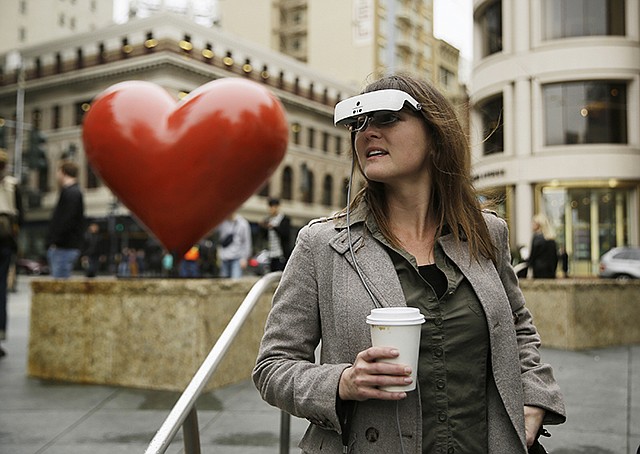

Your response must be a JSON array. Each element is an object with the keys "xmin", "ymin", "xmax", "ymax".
[
  {"xmin": 528, "ymin": 214, "xmax": 559, "ymax": 279},
  {"xmin": 253, "ymin": 73, "xmax": 565, "ymax": 453}
]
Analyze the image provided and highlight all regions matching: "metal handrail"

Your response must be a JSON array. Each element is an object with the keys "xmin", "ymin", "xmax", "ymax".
[{"xmin": 145, "ymin": 271, "xmax": 283, "ymax": 454}]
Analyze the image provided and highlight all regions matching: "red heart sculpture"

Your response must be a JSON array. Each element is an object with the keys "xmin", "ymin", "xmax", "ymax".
[{"xmin": 82, "ymin": 78, "xmax": 288, "ymax": 255}]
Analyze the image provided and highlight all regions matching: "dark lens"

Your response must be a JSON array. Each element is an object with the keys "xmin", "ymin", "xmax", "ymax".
[{"xmin": 372, "ymin": 111, "xmax": 399, "ymax": 126}]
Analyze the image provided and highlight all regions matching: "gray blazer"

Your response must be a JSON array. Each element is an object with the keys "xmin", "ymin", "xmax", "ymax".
[{"xmin": 253, "ymin": 211, "xmax": 566, "ymax": 453}]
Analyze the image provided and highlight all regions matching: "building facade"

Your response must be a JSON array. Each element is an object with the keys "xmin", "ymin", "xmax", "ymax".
[
  {"xmin": 0, "ymin": 12, "xmax": 355, "ymax": 264},
  {"xmin": 216, "ymin": 0, "xmax": 461, "ymax": 92},
  {"xmin": 0, "ymin": 0, "xmax": 113, "ymax": 54},
  {"xmin": 470, "ymin": 0, "xmax": 640, "ymax": 276}
]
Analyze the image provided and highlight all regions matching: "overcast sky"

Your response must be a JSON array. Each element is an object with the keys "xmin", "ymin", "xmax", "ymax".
[{"xmin": 434, "ymin": 0, "xmax": 473, "ymax": 59}]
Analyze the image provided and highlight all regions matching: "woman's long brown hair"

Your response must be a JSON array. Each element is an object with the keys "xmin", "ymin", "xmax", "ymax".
[{"xmin": 347, "ymin": 72, "xmax": 497, "ymax": 264}]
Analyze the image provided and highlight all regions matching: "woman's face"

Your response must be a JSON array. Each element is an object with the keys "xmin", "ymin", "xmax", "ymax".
[{"xmin": 353, "ymin": 110, "xmax": 432, "ymax": 187}]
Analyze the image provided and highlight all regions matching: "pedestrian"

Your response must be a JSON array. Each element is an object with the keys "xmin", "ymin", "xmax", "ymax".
[
  {"xmin": 218, "ymin": 213, "xmax": 252, "ymax": 278},
  {"xmin": 528, "ymin": 213, "xmax": 558, "ymax": 279},
  {"xmin": 179, "ymin": 245, "xmax": 200, "ymax": 277},
  {"xmin": 559, "ymin": 246, "xmax": 569, "ymax": 278},
  {"xmin": 161, "ymin": 250, "xmax": 174, "ymax": 277},
  {"xmin": 259, "ymin": 198, "xmax": 291, "ymax": 272},
  {"xmin": 0, "ymin": 149, "xmax": 22, "ymax": 358},
  {"xmin": 116, "ymin": 249, "xmax": 129, "ymax": 277},
  {"xmin": 83, "ymin": 222, "xmax": 100, "ymax": 278},
  {"xmin": 47, "ymin": 161, "xmax": 85, "ymax": 279},
  {"xmin": 253, "ymin": 73, "xmax": 566, "ymax": 453}
]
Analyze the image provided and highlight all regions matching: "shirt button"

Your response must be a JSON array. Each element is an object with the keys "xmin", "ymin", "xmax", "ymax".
[
  {"xmin": 434, "ymin": 317, "xmax": 443, "ymax": 326},
  {"xmin": 436, "ymin": 379, "xmax": 445, "ymax": 390},
  {"xmin": 434, "ymin": 347, "xmax": 443, "ymax": 357},
  {"xmin": 438, "ymin": 412, "xmax": 447, "ymax": 422},
  {"xmin": 365, "ymin": 427, "xmax": 379, "ymax": 442},
  {"xmin": 448, "ymin": 447, "xmax": 454, "ymax": 454}
]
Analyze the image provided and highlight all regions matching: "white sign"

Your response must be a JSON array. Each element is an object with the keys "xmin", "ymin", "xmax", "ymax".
[{"xmin": 353, "ymin": 0, "xmax": 373, "ymax": 46}]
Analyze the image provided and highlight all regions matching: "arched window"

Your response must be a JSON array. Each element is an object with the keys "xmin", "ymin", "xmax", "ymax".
[
  {"xmin": 301, "ymin": 165, "xmax": 314, "ymax": 204},
  {"xmin": 281, "ymin": 166, "xmax": 293, "ymax": 200},
  {"xmin": 322, "ymin": 174, "xmax": 333, "ymax": 206},
  {"xmin": 342, "ymin": 178, "xmax": 350, "ymax": 206},
  {"xmin": 478, "ymin": 0, "xmax": 502, "ymax": 58}
]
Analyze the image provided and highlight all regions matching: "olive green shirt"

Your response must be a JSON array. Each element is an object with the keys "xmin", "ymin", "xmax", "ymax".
[{"xmin": 368, "ymin": 220, "xmax": 490, "ymax": 454}]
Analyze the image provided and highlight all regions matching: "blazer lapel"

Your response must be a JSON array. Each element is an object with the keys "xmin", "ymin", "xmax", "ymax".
[
  {"xmin": 329, "ymin": 225, "xmax": 406, "ymax": 309},
  {"xmin": 438, "ymin": 234, "xmax": 507, "ymax": 324}
]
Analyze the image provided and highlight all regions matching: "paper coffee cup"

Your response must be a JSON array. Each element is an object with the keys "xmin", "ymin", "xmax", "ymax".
[{"xmin": 366, "ymin": 307, "xmax": 425, "ymax": 392}]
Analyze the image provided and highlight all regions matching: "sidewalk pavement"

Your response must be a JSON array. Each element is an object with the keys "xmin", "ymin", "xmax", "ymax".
[{"xmin": 0, "ymin": 276, "xmax": 638, "ymax": 453}]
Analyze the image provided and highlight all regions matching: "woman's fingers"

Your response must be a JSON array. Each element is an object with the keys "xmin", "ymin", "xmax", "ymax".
[{"xmin": 338, "ymin": 347, "xmax": 412, "ymax": 401}]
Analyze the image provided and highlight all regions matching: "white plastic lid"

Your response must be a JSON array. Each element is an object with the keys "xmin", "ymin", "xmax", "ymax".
[{"xmin": 366, "ymin": 307, "xmax": 426, "ymax": 326}]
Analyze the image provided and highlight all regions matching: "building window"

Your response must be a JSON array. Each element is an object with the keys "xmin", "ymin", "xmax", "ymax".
[
  {"xmin": 86, "ymin": 162, "xmax": 99, "ymax": 189},
  {"xmin": 322, "ymin": 131, "xmax": 329, "ymax": 153},
  {"xmin": 439, "ymin": 66, "xmax": 455, "ymax": 90},
  {"xmin": 336, "ymin": 136, "xmax": 343, "ymax": 155},
  {"xmin": 322, "ymin": 174, "xmax": 333, "ymax": 206},
  {"xmin": 478, "ymin": 0, "xmax": 502, "ymax": 57},
  {"xmin": 543, "ymin": 81, "xmax": 627, "ymax": 146},
  {"xmin": 478, "ymin": 95, "xmax": 504, "ymax": 155},
  {"xmin": 75, "ymin": 101, "xmax": 91, "ymax": 125},
  {"xmin": 308, "ymin": 127, "xmax": 315, "ymax": 149},
  {"xmin": 281, "ymin": 166, "xmax": 293, "ymax": 200},
  {"xmin": 292, "ymin": 123, "xmax": 301, "ymax": 145},
  {"xmin": 76, "ymin": 48, "xmax": 84, "ymax": 69},
  {"xmin": 543, "ymin": 0, "xmax": 625, "ymax": 40},
  {"xmin": 301, "ymin": 166, "xmax": 314, "ymax": 204},
  {"xmin": 52, "ymin": 105, "xmax": 61, "ymax": 130},
  {"xmin": 342, "ymin": 178, "xmax": 350, "ymax": 206},
  {"xmin": 31, "ymin": 109, "xmax": 42, "ymax": 129},
  {"xmin": 541, "ymin": 185, "xmax": 630, "ymax": 274},
  {"xmin": 55, "ymin": 53, "xmax": 63, "ymax": 73}
]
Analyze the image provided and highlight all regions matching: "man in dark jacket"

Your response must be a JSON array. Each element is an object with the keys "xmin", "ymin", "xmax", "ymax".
[
  {"xmin": 259, "ymin": 198, "xmax": 291, "ymax": 272},
  {"xmin": 47, "ymin": 161, "xmax": 85, "ymax": 278}
]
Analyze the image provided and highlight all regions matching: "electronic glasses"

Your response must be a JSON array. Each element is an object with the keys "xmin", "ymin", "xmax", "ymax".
[
  {"xmin": 334, "ymin": 89, "xmax": 422, "ymax": 132},
  {"xmin": 344, "ymin": 111, "xmax": 401, "ymax": 132}
]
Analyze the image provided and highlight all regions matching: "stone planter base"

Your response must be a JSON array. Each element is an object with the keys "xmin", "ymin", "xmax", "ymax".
[
  {"xmin": 27, "ymin": 278, "xmax": 639, "ymax": 391},
  {"xmin": 27, "ymin": 278, "xmax": 275, "ymax": 392},
  {"xmin": 519, "ymin": 279, "xmax": 640, "ymax": 350}
]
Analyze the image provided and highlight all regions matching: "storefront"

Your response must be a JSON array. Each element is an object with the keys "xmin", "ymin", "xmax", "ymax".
[{"xmin": 479, "ymin": 181, "xmax": 639, "ymax": 277}]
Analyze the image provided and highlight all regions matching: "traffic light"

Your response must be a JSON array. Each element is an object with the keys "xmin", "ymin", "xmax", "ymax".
[{"xmin": 28, "ymin": 128, "xmax": 48, "ymax": 170}]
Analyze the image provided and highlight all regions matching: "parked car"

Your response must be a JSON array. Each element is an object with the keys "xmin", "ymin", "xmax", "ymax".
[
  {"xmin": 598, "ymin": 246, "xmax": 640, "ymax": 280},
  {"xmin": 16, "ymin": 258, "xmax": 50, "ymax": 276}
]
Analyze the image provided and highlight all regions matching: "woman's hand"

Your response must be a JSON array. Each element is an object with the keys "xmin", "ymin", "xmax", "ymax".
[
  {"xmin": 524, "ymin": 405, "xmax": 545, "ymax": 447},
  {"xmin": 338, "ymin": 347, "xmax": 412, "ymax": 401}
]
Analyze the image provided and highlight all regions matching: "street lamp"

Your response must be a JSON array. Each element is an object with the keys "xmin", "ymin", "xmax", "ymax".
[{"xmin": 6, "ymin": 51, "xmax": 26, "ymax": 181}]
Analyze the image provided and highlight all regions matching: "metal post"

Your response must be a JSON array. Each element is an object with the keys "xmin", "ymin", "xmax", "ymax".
[
  {"xmin": 182, "ymin": 407, "xmax": 201, "ymax": 454},
  {"xmin": 279, "ymin": 411, "xmax": 291, "ymax": 454},
  {"xmin": 14, "ymin": 58, "xmax": 25, "ymax": 181}
]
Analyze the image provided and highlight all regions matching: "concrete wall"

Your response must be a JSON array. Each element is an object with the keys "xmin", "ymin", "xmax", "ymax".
[
  {"xmin": 520, "ymin": 279, "xmax": 640, "ymax": 350},
  {"xmin": 27, "ymin": 278, "xmax": 640, "ymax": 391},
  {"xmin": 28, "ymin": 278, "xmax": 275, "ymax": 392}
]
